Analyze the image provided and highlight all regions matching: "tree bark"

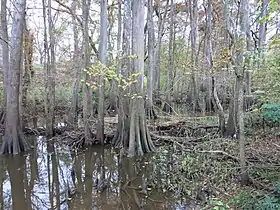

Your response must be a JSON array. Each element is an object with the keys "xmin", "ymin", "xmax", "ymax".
[
  {"xmin": 68, "ymin": 0, "xmax": 80, "ymax": 130},
  {"xmin": 44, "ymin": 0, "xmax": 56, "ymax": 138},
  {"xmin": 154, "ymin": 0, "xmax": 169, "ymax": 93},
  {"xmin": 113, "ymin": 0, "xmax": 131, "ymax": 148},
  {"xmin": 1, "ymin": 0, "xmax": 26, "ymax": 154},
  {"xmin": 258, "ymin": 0, "xmax": 268, "ymax": 68},
  {"xmin": 82, "ymin": 0, "xmax": 93, "ymax": 143},
  {"xmin": 97, "ymin": 0, "xmax": 108, "ymax": 144},
  {"xmin": 0, "ymin": 0, "xmax": 9, "ymax": 124},
  {"xmin": 163, "ymin": 0, "xmax": 174, "ymax": 113},
  {"xmin": 107, "ymin": 0, "xmax": 122, "ymax": 115},
  {"xmin": 7, "ymin": 156, "xmax": 28, "ymax": 209},
  {"xmin": 238, "ymin": 0, "xmax": 249, "ymax": 185},
  {"xmin": 127, "ymin": 0, "xmax": 156, "ymax": 157},
  {"xmin": 188, "ymin": 0, "xmax": 200, "ymax": 112},
  {"xmin": 205, "ymin": 0, "xmax": 226, "ymax": 134},
  {"xmin": 205, "ymin": 0, "xmax": 213, "ymax": 112},
  {"xmin": 22, "ymin": 27, "xmax": 34, "ymax": 128},
  {"xmin": 146, "ymin": 0, "xmax": 157, "ymax": 119}
]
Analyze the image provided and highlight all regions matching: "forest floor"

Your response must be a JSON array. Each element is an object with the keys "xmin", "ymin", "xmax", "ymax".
[{"xmin": 48, "ymin": 114, "xmax": 280, "ymax": 209}]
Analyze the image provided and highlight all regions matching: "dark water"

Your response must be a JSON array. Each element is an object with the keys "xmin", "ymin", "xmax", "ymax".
[{"xmin": 0, "ymin": 136, "xmax": 199, "ymax": 210}]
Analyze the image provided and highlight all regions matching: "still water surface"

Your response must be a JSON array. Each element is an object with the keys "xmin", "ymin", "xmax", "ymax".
[{"xmin": 0, "ymin": 136, "xmax": 199, "ymax": 210}]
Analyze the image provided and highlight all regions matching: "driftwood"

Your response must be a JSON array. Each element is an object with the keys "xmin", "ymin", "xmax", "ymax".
[
  {"xmin": 150, "ymin": 132, "xmax": 189, "ymax": 142},
  {"xmin": 156, "ymin": 121, "xmax": 219, "ymax": 132}
]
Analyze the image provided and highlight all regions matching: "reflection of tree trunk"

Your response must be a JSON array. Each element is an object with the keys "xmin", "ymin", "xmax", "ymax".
[
  {"xmin": 84, "ymin": 147, "xmax": 93, "ymax": 209},
  {"xmin": 0, "ymin": 158, "xmax": 5, "ymax": 210},
  {"xmin": 47, "ymin": 144, "xmax": 54, "ymax": 209},
  {"xmin": 6, "ymin": 156, "xmax": 28, "ymax": 210},
  {"xmin": 74, "ymin": 153, "xmax": 83, "ymax": 207},
  {"xmin": 52, "ymin": 148, "xmax": 60, "ymax": 209},
  {"xmin": 25, "ymin": 141, "xmax": 37, "ymax": 209},
  {"xmin": 47, "ymin": 142, "xmax": 60, "ymax": 209},
  {"xmin": 121, "ymin": 158, "xmax": 141, "ymax": 209}
]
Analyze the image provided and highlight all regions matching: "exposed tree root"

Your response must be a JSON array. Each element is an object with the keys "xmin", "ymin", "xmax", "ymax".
[
  {"xmin": 1, "ymin": 132, "xmax": 27, "ymax": 154},
  {"xmin": 146, "ymin": 106, "xmax": 157, "ymax": 120},
  {"xmin": 23, "ymin": 126, "xmax": 68, "ymax": 136},
  {"xmin": 162, "ymin": 102, "xmax": 173, "ymax": 113},
  {"xmin": 53, "ymin": 128, "xmax": 115, "ymax": 149}
]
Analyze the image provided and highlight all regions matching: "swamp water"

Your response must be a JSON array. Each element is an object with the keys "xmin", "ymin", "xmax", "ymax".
[{"xmin": 0, "ymin": 136, "xmax": 200, "ymax": 210}]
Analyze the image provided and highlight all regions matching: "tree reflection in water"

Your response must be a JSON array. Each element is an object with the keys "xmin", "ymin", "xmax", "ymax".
[{"xmin": 0, "ymin": 136, "xmax": 194, "ymax": 210}]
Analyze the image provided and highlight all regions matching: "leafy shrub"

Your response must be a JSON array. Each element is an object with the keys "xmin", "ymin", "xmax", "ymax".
[
  {"xmin": 230, "ymin": 189, "xmax": 257, "ymax": 210},
  {"xmin": 231, "ymin": 183, "xmax": 280, "ymax": 210},
  {"xmin": 262, "ymin": 104, "xmax": 280, "ymax": 125},
  {"xmin": 208, "ymin": 199, "xmax": 230, "ymax": 210},
  {"xmin": 256, "ymin": 195, "xmax": 280, "ymax": 210},
  {"xmin": 244, "ymin": 111, "xmax": 264, "ymax": 135}
]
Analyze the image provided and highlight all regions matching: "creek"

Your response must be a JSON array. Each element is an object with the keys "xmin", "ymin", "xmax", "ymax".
[{"xmin": 0, "ymin": 135, "xmax": 200, "ymax": 210}]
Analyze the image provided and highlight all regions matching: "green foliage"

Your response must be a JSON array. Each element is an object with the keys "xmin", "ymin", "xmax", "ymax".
[
  {"xmin": 230, "ymin": 189, "xmax": 258, "ymax": 210},
  {"xmin": 256, "ymin": 195, "xmax": 280, "ymax": 210},
  {"xmin": 251, "ymin": 168, "xmax": 280, "ymax": 182},
  {"xmin": 262, "ymin": 104, "xmax": 280, "ymax": 125},
  {"xmin": 258, "ymin": 0, "xmax": 279, "ymax": 24},
  {"xmin": 55, "ymin": 85, "xmax": 74, "ymax": 108},
  {"xmin": 81, "ymin": 56, "xmax": 142, "ymax": 96},
  {"xmin": 254, "ymin": 36, "xmax": 280, "ymax": 104},
  {"xmin": 274, "ymin": 181, "xmax": 280, "ymax": 194},
  {"xmin": 244, "ymin": 111, "xmax": 264, "ymax": 135},
  {"xmin": 231, "ymin": 183, "xmax": 280, "ymax": 210},
  {"xmin": 207, "ymin": 199, "xmax": 230, "ymax": 210}
]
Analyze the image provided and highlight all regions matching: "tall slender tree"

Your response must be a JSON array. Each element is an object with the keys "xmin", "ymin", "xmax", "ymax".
[
  {"xmin": 1, "ymin": 0, "xmax": 27, "ymax": 154},
  {"xmin": 0, "ymin": 0, "xmax": 9, "ymax": 124},
  {"xmin": 163, "ymin": 0, "xmax": 174, "ymax": 113},
  {"xmin": 112, "ymin": 0, "xmax": 131, "ymax": 148},
  {"xmin": 107, "ymin": 0, "xmax": 121, "ymax": 114},
  {"xmin": 154, "ymin": 0, "xmax": 169, "ymax": 93},
  {"xmin": 205, "ymin": 0, "xmax": 225, "ymax": 134},
  {"xmin": 82, "ymin": 0, "xmax": 93, "ymax": 143},
  {"xmin": 146, "ymin": 0, "xmax": 156, "ymax": 118},
  {"xmin": 114, "ymin": 0, "xmax": 156, "ymax": 156},
  {"xmin": 127, "ymin": 0, "xmax": 156, "ymax": 156},
  {"xmin": 44, "ymin": 0, "xmax": 56, "ymax": 138},
  {"xmin": 258, "ymin": 0, "xmax": 268, "ymax": 68},
  {"xmin": 188, "ymin": 0, "xmax": 200, "ymax": 112},
  {"xmin": 238, "ymin": 0, "xmax": 249, "ymax": 185},
  {"xmin": 68, "ymin": 0, "xmax": 80, "ymax": 130},
  {"xmin": 97, "ymin": 0, "xmax": 108, "ymax": 144}
]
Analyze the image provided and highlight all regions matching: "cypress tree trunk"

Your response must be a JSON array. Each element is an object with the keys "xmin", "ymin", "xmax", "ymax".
[
  {"xmin": 68, "ymin": 0, "xmax": 80, "ymax": 130},
  {"xmin": 82, "ymin": 0, "xmax": 93, "ymax": 143},
  {"xmin": 127, "ymin": 0, "xmax": 156, "ymax": 157},
  {"xmin": 1, "ymin": 0, "xmax": 26, "ymax": 154},
  {"xmin": 0, "ymin": 0, "xmax": 9, "ymax": 124},
  {"xmin": 163, "ymin": 0, "xmax": 174, "ymax": 113},
  {"xmin": 97, "ymin": 0, "xmax": 108, "ymax": 144},
  {"xmin": 146, "ymin": 0, "xmax": 157, "ymax": 119}
]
